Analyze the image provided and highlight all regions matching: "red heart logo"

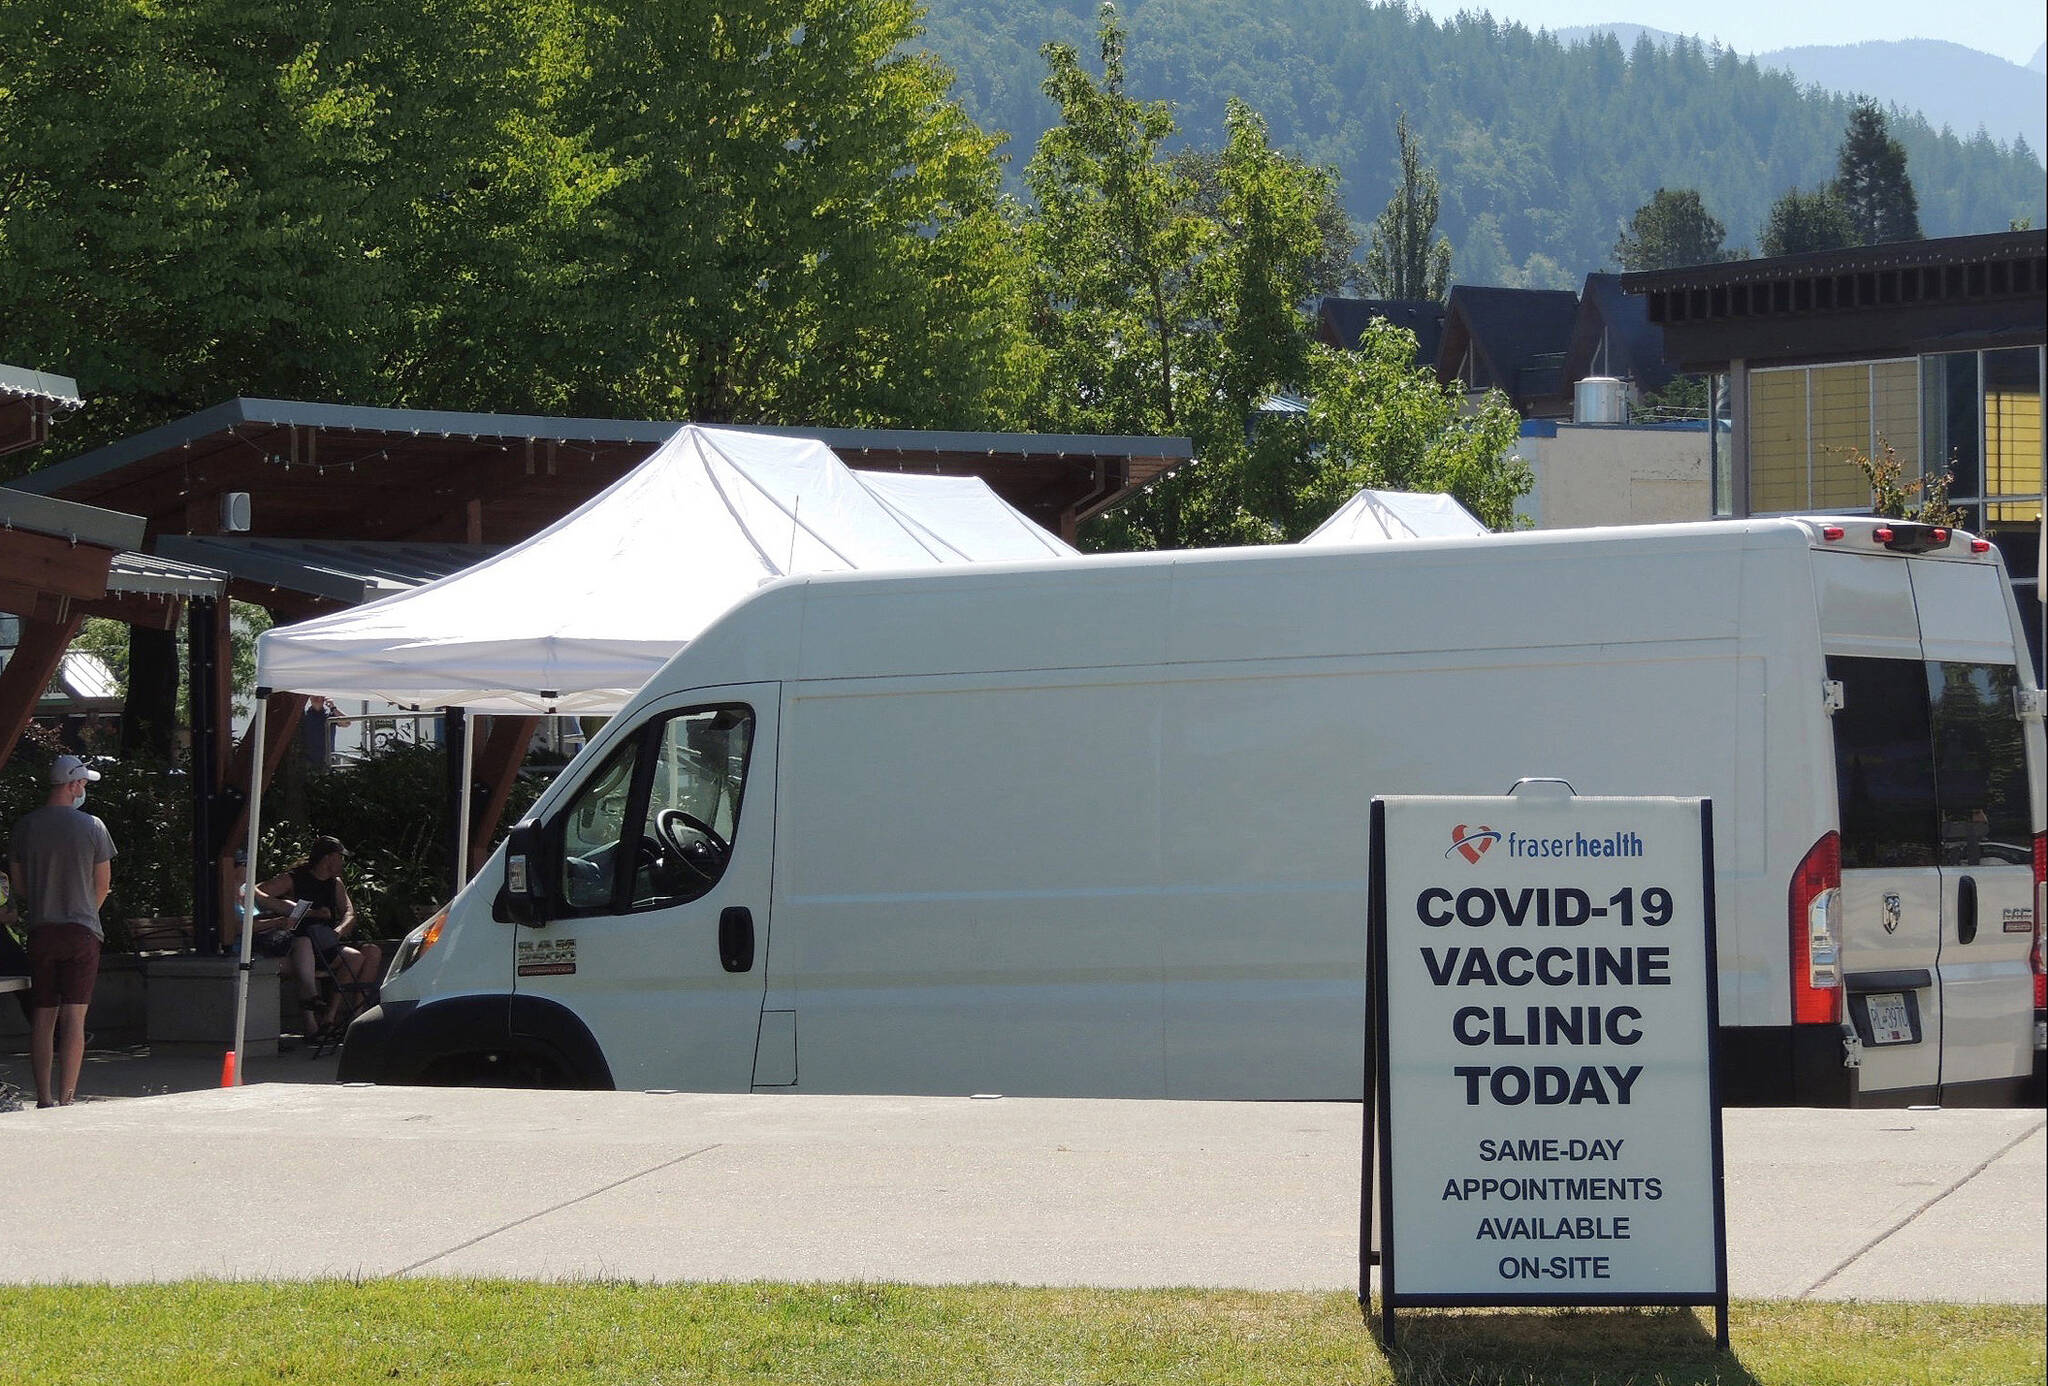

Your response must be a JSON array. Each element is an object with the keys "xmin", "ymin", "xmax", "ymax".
[{"xmin": 1452, "ymin": 825, "xmax": 1496, "ymax": 864}]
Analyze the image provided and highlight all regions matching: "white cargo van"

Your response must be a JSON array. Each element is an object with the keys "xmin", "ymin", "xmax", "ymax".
[{"xmin": 342, "ymin": 517, "xmax": 2046, "ymax": 1106}]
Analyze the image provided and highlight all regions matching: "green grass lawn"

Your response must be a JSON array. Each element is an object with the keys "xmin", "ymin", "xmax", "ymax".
[{"xmin": 0, "ymin": 1282, "xmax": 2037, "ymax": 1386}]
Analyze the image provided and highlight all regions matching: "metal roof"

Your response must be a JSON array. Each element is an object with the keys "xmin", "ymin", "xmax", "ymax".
[
  {"xmin": 0, "ymin": 364, "xmax": 82, "ymax": 406},
  {"xmin": 0, "ymin": 364, "xmax": 83, "ymax": 462},
  {"xmin": 12, "ymin": 396, "xmax": 1191, "ymax": 499},
  {"xmin": 0, "ymin": 485, "xmax": 146, "ymax": 552},
  {"xmin": 154, "ymin": 536, "xmax": 498, "ymax": 607},
  {"xmin": 6, "ymin": 398, "xmax": 1193, "ymax": 543},
  {"xmin": 105, "ymin": 551, "xmax": 228, "ymax": 600}
]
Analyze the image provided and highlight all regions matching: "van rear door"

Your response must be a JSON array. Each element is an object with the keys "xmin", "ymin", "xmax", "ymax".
[
  {"xmin": 1912, "ymin": 562, "xmax": 2039, "ymax": 1095},
  {"xmin": 1827, "ymin": 652, "xmax": 1946, "ymax": 1099},
  {"xmin": 1822, "ymin": 553, "xmax": 2039, "ymax": 1102}
]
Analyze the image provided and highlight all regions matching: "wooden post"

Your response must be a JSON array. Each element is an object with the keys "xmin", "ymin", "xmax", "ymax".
[
  {"xmin": 0, "ymin": 613, "xmax": 84, "ymax": 769},
  {"xmin": 219, "ymin": 691, "xmax": 309, "ymax": 850},
  {"xmin": 469, "ymin": 715, "xmax": 541, "ymax": 876}
]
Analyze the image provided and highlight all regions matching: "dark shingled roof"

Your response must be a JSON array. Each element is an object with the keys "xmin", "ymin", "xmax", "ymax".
[
  {"xmin": 1315, "ymin": 298, "xmax": 1447, "ymax": 367},
  {"xmin": 1564, "ymin": 273, "xmax": 1678, "ymax": 395},
  {"xmin": 1437, "ymin": 286, "xmax": 1581, "ymax": 417}
]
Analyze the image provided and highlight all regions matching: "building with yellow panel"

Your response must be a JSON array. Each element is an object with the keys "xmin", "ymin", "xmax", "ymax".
[{"xmin": 1624, "ymin": 230, "xmax": 2046, "ymax": 677}]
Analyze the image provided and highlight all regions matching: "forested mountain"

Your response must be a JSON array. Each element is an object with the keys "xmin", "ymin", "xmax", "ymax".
[
  {"xmin": 1558, "ymin": 27, "xmax": 2047, "ymax": 156},
  {"xmin": 920, "ymin": 0, "xmax": 2048, "ymax": 288}
]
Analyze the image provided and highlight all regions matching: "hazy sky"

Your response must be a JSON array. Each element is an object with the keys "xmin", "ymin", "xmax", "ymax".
[{"xmin": 1404, "ymin": 1, "xmax": 2047, "ymax": 68}]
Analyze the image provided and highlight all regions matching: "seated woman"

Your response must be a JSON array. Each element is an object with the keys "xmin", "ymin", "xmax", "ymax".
[
  {"xmin": 224, "ymin": 850, "xmax": 323, "ymax": 1038},
  {"xmin": 257, "ymin": 836, "xmax": 383, "ymax": 1041}
]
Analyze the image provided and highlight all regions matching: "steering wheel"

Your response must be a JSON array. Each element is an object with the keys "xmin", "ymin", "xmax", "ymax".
[{"xmin": 653, "ymin": 809, "xmax": 731, "ymax": 888}]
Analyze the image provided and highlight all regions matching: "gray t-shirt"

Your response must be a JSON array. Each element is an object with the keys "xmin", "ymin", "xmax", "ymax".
[{"xmin": 7, "ymin": 804, "xmax": 117, "ymax": 939}]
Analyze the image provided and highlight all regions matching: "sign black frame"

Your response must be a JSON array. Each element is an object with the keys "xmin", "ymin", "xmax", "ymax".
[{"xmin": 1361, "ymin": 795, "xmax": 1731, "ymax": 1353}]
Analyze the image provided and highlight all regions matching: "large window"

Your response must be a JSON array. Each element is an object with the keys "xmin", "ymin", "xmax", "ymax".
[
  {"xmin": 1748, "ymin": 360, "xmax": 1920, "ymax": 513},
  {"xmin": 1923, "ymin": 348, "xmax": 2044, "ymax": 527}
]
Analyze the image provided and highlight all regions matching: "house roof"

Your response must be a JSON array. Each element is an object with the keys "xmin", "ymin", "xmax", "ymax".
[
  {"xmin": 7, "ymin": 398, "xmax": 1193, "ymax": 544},
  {"xmin": 1316, "ymin": 298, "xmax": 1447, "ymax": 367},
  {"xmin": 1437, "ymin": 286, "xmax": 1582, "ymax": 415},
  {"xmin": 1564, "ymin": 273, "xmax": 1677, "ymax": 394}
]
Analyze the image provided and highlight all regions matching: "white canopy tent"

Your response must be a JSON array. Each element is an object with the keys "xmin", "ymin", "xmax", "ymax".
[
  {"xmin": 254, "ymin": 424, "xmax": 1076, "ymax": 714},
  {"xmin": 232, "ymin": 424, "xmax": 1077, "ymax": 1074},
  {"xmin": 1298, "ymin": 488, "xmax": 1489, "ymax": 545}
]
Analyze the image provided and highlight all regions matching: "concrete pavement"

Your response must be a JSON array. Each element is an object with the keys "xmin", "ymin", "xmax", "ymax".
[{"xmin": 0, "ymin": 1084, "xmax": 2039, "ymax": 1300}]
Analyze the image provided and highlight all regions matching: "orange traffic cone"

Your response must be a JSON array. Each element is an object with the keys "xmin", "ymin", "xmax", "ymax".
[{"xmin": 220, "ymin": 1051, "xmax": 237, "ymax": 1088}]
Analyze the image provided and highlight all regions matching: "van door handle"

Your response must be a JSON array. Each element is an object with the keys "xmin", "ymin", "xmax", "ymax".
[
  {"xmin": 719, "ymin": 906, "xmax": 756, "ymax": 973},
  {"xmin": 1956, "ymin": 876, "xmax": 1977, "ymax": 946}
]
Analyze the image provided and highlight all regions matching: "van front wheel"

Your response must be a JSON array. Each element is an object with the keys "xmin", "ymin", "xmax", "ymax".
[{"xmin": 419, "ymin": 1050, "xmax": 564, "ymax": 1089}]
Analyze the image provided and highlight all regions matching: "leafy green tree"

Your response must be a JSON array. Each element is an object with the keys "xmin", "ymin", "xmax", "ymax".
[
  {"xmin": 1759, "ymin": 186, "xmax": 1857, "ymax": 257},
  {"xmin": 1612, "ymin": 188, "xmax": 1732, "ymax": 271},
  {"xmin": 1171, "ymin": 149, "xmax": 1360, "ymax": 300},
  {"xmin": 1025, "ymin": 7, "xmax": 1527, "ymax": 550},
  {"xmin": 1023, "ymin": 4, "xmax": 1209, "ymax": 443},
  {"xmin": 529, "ymin": 0, "xmax": 1041, "ymax": 428},
  {"xmin": 1294, "ymin": 326, "xmax": 1528, "ymax": 536},
  {"xmin": 1025, "ymin": 7, "xmax": 1341, "ymax": 549},
  {"xmin": 1833, "ymin": 99, "xmax": 1922, "ymax": 245},
  {"xmin": 1361, "ymin": 115, "xmax": 1452, "ymax": 301},
  {"xmin": 0, "ymin": 0, "xmax": 1040, "ymax": 468}
]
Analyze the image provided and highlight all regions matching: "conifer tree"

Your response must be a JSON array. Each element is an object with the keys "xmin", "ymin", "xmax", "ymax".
[
  {"xmin": 1361, "ymin": 114, "xmax": 1452, "ymax": 301},
  {"xmin": 1612, "ymin": 188, "xmax": 1731, "ymax": 271},
  {"xmin": 1832, "ymin": 99, "xmax": 1922, "ymax": 245},
  {"xmin": 1759, "ymin": 187, "xmax": 1856, "ymax": 257}
]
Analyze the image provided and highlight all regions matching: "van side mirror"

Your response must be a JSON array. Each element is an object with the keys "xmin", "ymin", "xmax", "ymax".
[{"xmin": 497, "ymin": 819, "xmax": 556, "ymax": 927}]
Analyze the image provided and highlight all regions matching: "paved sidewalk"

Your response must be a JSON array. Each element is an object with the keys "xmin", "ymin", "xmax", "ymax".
[
  {"xmin": 0, "ymin": 1041, "xmax": 341, "ymax": 1107},
  {"xmin": 0, "ymin": 1085, "xmax": 2039, "ymax": 1300}
]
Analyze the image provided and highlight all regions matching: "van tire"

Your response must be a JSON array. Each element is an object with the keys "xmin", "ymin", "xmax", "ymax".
[
  {"xmin": 340, "ymin": 995, "xmax": 615, "ymax": 1090},
  {"xmin": 418, "ymin": 1050, "xmax": 564, "ymax": 1088}
]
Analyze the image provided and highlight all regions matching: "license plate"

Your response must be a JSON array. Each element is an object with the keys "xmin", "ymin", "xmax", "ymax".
[{"xmin": 1864, "ymin": 992, "xmax": 1915, "ymax": 1045}]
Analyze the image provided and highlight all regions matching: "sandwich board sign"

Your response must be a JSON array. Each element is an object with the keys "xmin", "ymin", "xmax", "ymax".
[{"xmin": 1364, "ymin": 782, "xmax": 1728, "ymax": 1350}]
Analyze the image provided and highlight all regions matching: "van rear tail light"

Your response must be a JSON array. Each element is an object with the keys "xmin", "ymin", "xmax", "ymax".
[
  {"xmin": 2032, "ymin": 833, "xmax": 2045, "ymax": 1010},
  {"xmin": 1791, "ymin": 832, "xmax": 1843, "ymax": 1024}
]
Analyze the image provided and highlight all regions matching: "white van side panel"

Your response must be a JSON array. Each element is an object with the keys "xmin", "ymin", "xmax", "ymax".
[
  {"xmin": 772, "ymin": 637, "xmax": 1775, "ymax": 1100},
  {"xmin": 773, "ymin": 676, "xmax": 1169, "ymax": 1096}
]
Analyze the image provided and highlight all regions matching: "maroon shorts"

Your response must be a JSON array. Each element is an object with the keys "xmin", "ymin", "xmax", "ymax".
[{"xmin": 27, "ymin": 924, "xmax": 101, "ymax": 1008}]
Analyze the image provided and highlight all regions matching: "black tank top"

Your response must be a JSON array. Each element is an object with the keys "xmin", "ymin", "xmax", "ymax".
[{"xmin": 288, "ymin": 866, "xmax": 341, "ymax": 920}]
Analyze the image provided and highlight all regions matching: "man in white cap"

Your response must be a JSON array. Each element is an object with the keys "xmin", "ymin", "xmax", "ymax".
[{"xmin": 6, "ymin": 754, "xmax": 117, "ymax": 1107}]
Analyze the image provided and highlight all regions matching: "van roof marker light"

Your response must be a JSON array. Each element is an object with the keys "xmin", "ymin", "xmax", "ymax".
[
  {"xmin": 1971, "ymin": 539, "xmax": 1992, "ymax": 554},
  {"xmin": 1821, "ymin": 526, "xmax": 1845, "ymax": 542},
  {"xmin": 1872, "ymin": 526, "xmax": 1895, "ymax": 544}
]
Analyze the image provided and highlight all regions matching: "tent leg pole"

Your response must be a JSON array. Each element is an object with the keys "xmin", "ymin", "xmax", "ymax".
[
  {"xmin": 232, "ymin": 690, "xmax": 270, "ymax": 1087},
  {"xmin": 455, "ymin": 710, "xmax": 477, "ymax": 889}
]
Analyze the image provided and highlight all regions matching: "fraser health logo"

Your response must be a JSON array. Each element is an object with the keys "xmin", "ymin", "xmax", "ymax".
[
  {"xmin": 1446, "ymin": 822, "xmax": 1646, "ymax": 864},
  {"xmin": 1446, "ymin": 824, "xmax": 1501, "ymax": 864}
]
